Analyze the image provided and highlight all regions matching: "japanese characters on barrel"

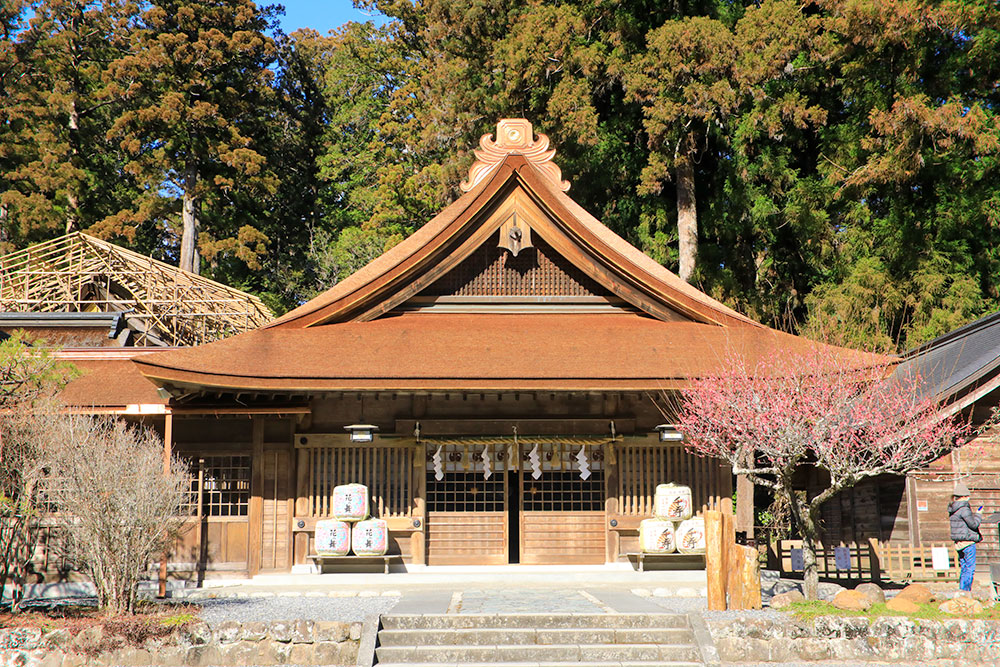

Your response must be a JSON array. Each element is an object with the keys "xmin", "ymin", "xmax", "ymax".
[
  {"xmin": 639, "ymin": 483, "xmax": 706, "ymax": 555},
  {"xmin": 314, "ymin": 483, "xmax": 389, "ymax": 557}
]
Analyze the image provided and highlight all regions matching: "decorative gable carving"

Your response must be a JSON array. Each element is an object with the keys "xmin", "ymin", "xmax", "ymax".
[
  {"xmin": 461, "ymin": 119, "xmax": 570, "ymax": 193},
  {"xmin": 497, "ymin": 212, "xmax": 533, "ymax": 257}
]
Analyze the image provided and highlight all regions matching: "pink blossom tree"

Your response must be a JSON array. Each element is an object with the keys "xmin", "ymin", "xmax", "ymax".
[{"xmin": 676, "ymin": 349, "xmax": 967, "ymax": 599}]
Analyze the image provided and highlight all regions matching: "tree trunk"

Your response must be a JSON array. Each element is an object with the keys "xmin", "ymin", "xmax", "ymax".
[
  {"xmin": 798, "ymin": 513, "xmax": 820, "ymax": 600},
  {"xmin": 0, "ymin": 202, "xmax": 8, "ymax": 245},
  {"xmin": 784, "ymin": 483, "xmax": 821, "ymax": 599},
  {"xmin": 676, "ymin": 152, "xmax": 697, "ymax": 283},
  {"xmin": 179, "ymin": 164, "xmax": 200, "ymax": 274},
  {"xmin": 66, "ymin": 100, "xmax": 80, "ymax": 234}
]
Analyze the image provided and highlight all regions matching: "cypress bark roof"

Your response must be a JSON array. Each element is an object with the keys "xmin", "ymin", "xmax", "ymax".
[{"xmin": 133, "ymin": 120, "xmax": 880, "ymax": 396}]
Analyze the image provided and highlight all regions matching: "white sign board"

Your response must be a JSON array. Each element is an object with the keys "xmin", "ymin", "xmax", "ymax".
[{"xmin": 931, "ymin": 546, "xmax": 951, "ymax": 571}]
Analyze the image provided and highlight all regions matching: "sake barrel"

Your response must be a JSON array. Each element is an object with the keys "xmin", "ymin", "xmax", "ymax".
[
  {"xmin": 332, "ymin": 483, "xmax": 369, "ymax": 522},
  {"xmin": 314, "ymin": 519, "xmax": 351, "ymax": 556},
  {"xmin": 351, "ymin": 518, "xmax": 388, "ymax": 556},
  {"xmin": 654, "ymin": 483, "xmax": 693, "ymax": 520},
  {"xmin": 675, "ymin": 517, "xmax": 706, "ymax": 554},
  {"xmin": 638, "ymin": 518, "xmax": 676, "ymax": 554}
]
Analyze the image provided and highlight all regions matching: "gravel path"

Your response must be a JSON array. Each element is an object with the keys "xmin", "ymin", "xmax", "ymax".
[{"xmin": 193, "ymin": 594, "xmax": 401, "ymax": 623}]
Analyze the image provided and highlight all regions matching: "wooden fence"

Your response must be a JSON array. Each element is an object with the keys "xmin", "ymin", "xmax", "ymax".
[{"xmin": 773, "ymin": 539, "xmax": 960, "ymax": 582}]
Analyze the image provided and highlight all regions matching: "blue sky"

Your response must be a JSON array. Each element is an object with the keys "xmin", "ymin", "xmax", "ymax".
[{"xmin": 276, "ymin": 0, "xmax": 388, "ymax": 35}]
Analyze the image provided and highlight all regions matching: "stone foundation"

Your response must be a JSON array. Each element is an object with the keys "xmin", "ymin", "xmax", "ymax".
[
  {"xmin": 708, "ymin": 616, "xmax": 998, "ymax": 665},
  {"xmin": 0, "ymin": 619, "xmax": 361, "ymax": 666}
]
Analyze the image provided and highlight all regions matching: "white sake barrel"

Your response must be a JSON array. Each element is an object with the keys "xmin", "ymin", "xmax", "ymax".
[
  {"xmin": 351, "ymin": 518, "xmax": 388, "ymax": 556},
  {"xmin": 654, "ymin": 483, "xmax": 693, "ymax": 520},
  {"xmin": 314, "ymin": 520, "xmax": 350, "ymax": 556},
  {"xmin": 332, "ymin": 483, "xmax": 369, "ymax": 522},
  {"xmin": 639, "ymin": 518, "xmax": 676, "ymax": 554},
  {"xmin": 675, "ymin": 518, "xmax": 706, "ymax": 554}
]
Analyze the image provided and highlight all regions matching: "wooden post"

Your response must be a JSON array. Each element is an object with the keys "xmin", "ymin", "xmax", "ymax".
[
  {"xmin": 739, "ymin": 544, "xmax": 762, "ymax": 609},
  {"xmin": 868, "ymin": 537, "xmax": 882, "ymax": 583},
  {"xmin": 158, "ymin": 412, "xmax": 173, "ymax": 598},
  {"xmin": 705, "ymin": 510, "xmax": 725, "ymax": 610},
  {"xmin": 736, "ymin": 474, "xmax": 754, "ymax": 538},
  {"xmin": 723, "ymin": 510, "xmax": 738, "ymax": 609}
]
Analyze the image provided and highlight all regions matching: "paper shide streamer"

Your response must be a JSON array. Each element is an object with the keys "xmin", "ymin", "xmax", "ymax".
[
  {"xmin": 529, "ymin": 443, "xmax": 542, "ymax": 479},
  {"xmin": 433, "ymin": 446, "xmax": 444, "ymax": 481},
  {"xmin": 576, "ymin": 445, "xmax": 590, "ymax": 480}
]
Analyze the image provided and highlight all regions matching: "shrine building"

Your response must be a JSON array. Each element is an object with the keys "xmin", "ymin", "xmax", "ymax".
[{"xmin": 53, "ymin": 119, "xmax": 873, "ymax": 577}]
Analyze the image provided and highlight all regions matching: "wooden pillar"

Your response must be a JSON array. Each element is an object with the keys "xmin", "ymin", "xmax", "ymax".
[
  {"xmin": 736, "ymin": 474, "xmax": 754, "ymax": 538},
  {"xmin": 905, "ymin": 474, "xmax": 920, "ymax": 546},
  {"xmin": 410, "ymin": 443, "xmax": 426, "ymax": 565},
  {"xmin": 605, "ymin": 443, "xmax": 619, "ymax": 563},
  {"xmin": 294, "ymin": 447, "xmax": 310, "ymax": 566},
  {"xmin": 248, "ymin": 417, "xmax": 264, "ymax": 576},
  {"xmin": 158, "ymin": 413, "xmax": 173, "ymax": 598}
]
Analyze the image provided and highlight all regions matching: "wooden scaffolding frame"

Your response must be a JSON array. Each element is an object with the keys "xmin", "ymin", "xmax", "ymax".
[{"xmin": 0, "ymin": 232, "xmax": 273, "ymax": 346}]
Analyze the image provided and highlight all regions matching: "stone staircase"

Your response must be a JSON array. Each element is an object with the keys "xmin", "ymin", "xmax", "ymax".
[{"xmin": 373, "ymin": 613, "xmax": 710, "ymax": 666}]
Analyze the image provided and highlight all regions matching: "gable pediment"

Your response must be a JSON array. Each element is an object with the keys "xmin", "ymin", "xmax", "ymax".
[{"xmin": 266, "ymin": 120, "xmax": 757, "ymax": 329}]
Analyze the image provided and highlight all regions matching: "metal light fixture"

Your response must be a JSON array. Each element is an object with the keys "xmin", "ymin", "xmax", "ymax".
[
  {"xmin": 344, "ymin": 424, "xmax": 379, "ymax": 443},
  {"xmin": 655, "ymin": 424, "xmax": 684, "ymax": 442}
]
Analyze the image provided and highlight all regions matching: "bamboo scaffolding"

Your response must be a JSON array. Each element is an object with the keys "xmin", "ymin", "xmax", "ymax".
[{"xmin": 0, "ymin": 232, "xmax": 272, "ymax": 346}]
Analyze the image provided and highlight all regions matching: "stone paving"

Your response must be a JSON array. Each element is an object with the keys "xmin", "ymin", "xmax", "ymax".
[{"xmin": 454, "ymin": 588, "xmax": 604, "ymax": 614}]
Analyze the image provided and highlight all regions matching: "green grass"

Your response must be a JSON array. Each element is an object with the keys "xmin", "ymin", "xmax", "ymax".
[
  {"xmin": 787, "ymin": 599, "xmax": 1000, "ymax": 621},
  {"xmin": 158, "ymin": 612, "xmax": 197, "ymax": 628}
]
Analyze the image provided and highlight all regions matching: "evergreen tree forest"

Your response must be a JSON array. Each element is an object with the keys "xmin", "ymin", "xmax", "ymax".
[{"xmin": 2, "ymin": 0, "xmax": 998, "ymax": 351}]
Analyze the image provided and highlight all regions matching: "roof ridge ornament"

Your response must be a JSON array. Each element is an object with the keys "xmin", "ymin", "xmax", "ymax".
[{"xmin": 460, "ymin": 119, "xmax": 570, "ymax": 193}]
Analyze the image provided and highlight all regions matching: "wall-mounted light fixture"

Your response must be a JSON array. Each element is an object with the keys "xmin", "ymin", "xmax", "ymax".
[
  {"xmin": 344, "ymin": 424, "xmax": 379, "ymax": 443},
  {"xmin": 655, "ymin": 424, "xmax": 684, "ymax": 442}
]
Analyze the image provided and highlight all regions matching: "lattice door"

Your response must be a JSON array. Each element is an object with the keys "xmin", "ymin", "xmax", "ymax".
[
  {"xmin": 425, "ymin": 443, "xmax": 508, "ymax": 565},
  {"xmin": 518, "ymin": 442, "xmax": 606, "ymax": 565}
]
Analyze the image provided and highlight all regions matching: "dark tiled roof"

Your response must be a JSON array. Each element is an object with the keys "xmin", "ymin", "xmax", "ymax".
[{"xmin": 892, "ymin": 312, "xmax": 1000, "ymax": 406}]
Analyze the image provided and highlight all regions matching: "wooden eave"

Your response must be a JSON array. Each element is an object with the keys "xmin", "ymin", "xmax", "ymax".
[{"xmin": 266, "ymin": 155, "xmax": 758, "ymax": 329}]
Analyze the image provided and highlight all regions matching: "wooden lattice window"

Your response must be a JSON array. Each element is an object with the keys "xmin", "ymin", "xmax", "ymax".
[
  {"xmin": 521, "ymin": 470, "xmax": 604, "ymax": 512},
  {"xmin": 306, "ymin": 445, "xmax": 413, "ymax": 518},
  {"xmin": 426, "ymin": 471, "xmax": 507, "ymax": 512},
  {"xmin": 616, "ymin": 443, "xmax": 730, "ymax": 516},
  {"xmin": 180, "ymin": 455, "xmax": 251, "ymax": 517}
]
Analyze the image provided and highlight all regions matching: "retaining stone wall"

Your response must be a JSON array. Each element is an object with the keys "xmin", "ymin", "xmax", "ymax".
[
  {"xmin": 0, "ymin": 619, "xmax": 361, "ymax": 667},
  {"xmin": 708, "ymin": 616, "xmax": 999, "ymax": 664}
]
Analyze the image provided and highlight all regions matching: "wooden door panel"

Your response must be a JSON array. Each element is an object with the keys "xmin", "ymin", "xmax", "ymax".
[
  {"xmin": 520, "ymin": 511, "xmax": 605, "ymax": 564},
  {"xmin": 426, "ymin": 511, "xmax": 507, "ymax": 565},
  {"xmin": 260, "ymin": 449, "xmax": 291, "ymax": 571}
]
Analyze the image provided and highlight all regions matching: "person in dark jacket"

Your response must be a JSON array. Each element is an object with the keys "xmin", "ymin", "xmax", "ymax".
[{"xmin": 950, "ymin": 482, "xmax": 982, "ymax": 592}]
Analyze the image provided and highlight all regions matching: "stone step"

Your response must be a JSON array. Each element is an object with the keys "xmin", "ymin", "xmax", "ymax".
[
  {"xmin": 380, "ymin": 613, "xmax": 691, "ymax": 630},
  {"xmin": 375, "ymin": 643, "xmax": 703, "ymax": 664},
  {"xmin": 378, "ymin": 627, "xmax": 696, "ymax": 646},
  {"xmin": 372, "ymin": 662, "xmax": 704, "ymax": 667}
]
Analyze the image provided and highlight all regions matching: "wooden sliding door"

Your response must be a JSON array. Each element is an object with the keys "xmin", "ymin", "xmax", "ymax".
[
  {"xmin": 425, "ymin": 443, "xmax": 508, "ymax": 565},
  {"xmin": 519, "ymin": 442, "xmax": 605, "ymax": 565}
]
